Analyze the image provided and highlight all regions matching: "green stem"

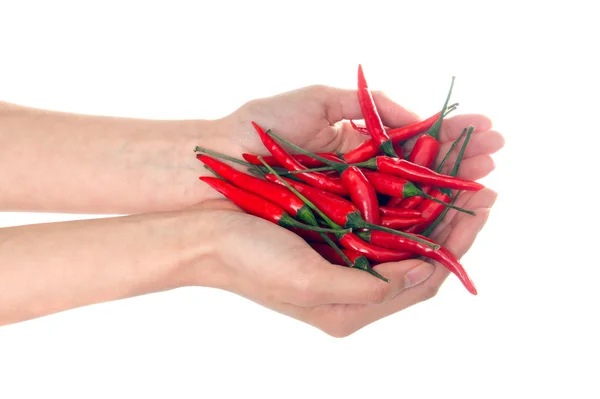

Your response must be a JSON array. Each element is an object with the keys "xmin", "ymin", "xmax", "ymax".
[
  {"xmin": 194, "ymin": 146, "xmax": 253, "ymax": 168},
  {"xmin": 283, "ymin": 217, "xmax": 351, "ymax": 234},
  {"xmin": 266, "ymin": 130, "xmax": 346, "ymax": 171},
  {"xmin": 426, "ymin": 76, "xmax": 456, "ymax": 140},
  {"xmin": 421, "ymin": 193, "xmax": 475, "ymax": 216},
  {"xmin": 284, "ymin": 166, "xmax": 337, "ymax": 174},
  {"xmin": 436, "ymin": 128, "xmax": 468, "ymax": 173},
  {"xmin": 423, "ymin": 191, "xmax": 462, "ymax": 237},
  {"xmin": 451, "ymin": 126, "xmax": 475, "ymax": 177},
  {"xmin": 258, "ymin": 157, "xmax": 344, "ymax": 231},
  {"xmin": 203, "ymin": 165, "xmax": 226, "ymax": 181}
]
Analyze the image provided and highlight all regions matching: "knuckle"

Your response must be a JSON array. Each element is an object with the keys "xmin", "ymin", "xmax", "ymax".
[{"xmin": 291, "ymin": 273, "xmax": 317, "ymax": 306}]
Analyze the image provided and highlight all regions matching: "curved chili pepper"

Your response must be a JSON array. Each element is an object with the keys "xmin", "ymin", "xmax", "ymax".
[
  {"xmin": 342, "ymin": 109, "xmax": 450, "ymax": 164},
  {"xmin": 198, "ymin": 155, "xmax": 319, "ymax": 225},
  {"xmin": 250, "ymin": 122, "xmax": 348, "ymax": 195},
  {"xmin": 242, "ymin": 152, "xmax": 340, "ymax": 168},
  {"xmin": 341, "ymin": 166, "xmax": 380, "ymax": 225},
  {"xmin": 199, "ymin": 177, "xmax": 346, "ymax": 234},
  {"xmin": 379, "ymin": 207, "xmax": 421, "ymax": 218},
  {"xmin": 309, "ymin": 243, "xmax": 372, "ymax": 270},
  {"xmin": 356, "ymin": 64, "xmax": 398, "ymax": 158},
  {"xmin": 380, "ymin": 216, "xmax": 426, "ymax": 229},
  {"xmin": 407, "ymin": 77, "xmax": 455, "ymax": 168},
  {"xmin": 264, "ymin": 175, "xmax": 439, "ymax": 249},
  {"xmin": 356, "ymin": 229, "xmax": 477, "ymax": 295},
  {"xmin": 361, "ymin": 171, "xmax": 474, "ymax": 215},
  {"xmin": 357, "ymin": 157, "xmax": 484, "ymax": 192},
  {"xmin": 386, "ymin": 196, "xmax": 406, "ymax": 208},
  {"xmin": 338, "ymin": 233, "xmax": 414, "ymax": 263}
]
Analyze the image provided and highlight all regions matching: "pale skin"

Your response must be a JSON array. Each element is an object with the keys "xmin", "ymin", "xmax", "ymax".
[{"xmin": 0, "ymin": 85, "xmax": 504, "ymax": 335}]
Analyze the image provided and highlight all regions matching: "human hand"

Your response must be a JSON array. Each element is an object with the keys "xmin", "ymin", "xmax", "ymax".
[{"xmin": 195, "ymin": 85, "xmax": 503, "ymax": 336}]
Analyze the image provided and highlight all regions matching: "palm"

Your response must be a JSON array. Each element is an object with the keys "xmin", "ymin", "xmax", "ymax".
[{"xmin": 216, "ymin": 85, "xmax": 503, "ymax": 335}]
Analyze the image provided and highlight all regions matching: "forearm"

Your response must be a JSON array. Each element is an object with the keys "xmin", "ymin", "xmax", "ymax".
[
  {"xmin": 0, "ymin": 101, "xmax": 232, "ymax": 213},
  {"xmin": 0, "ymin": 210, "xmax": 217, "ymax": 326}
]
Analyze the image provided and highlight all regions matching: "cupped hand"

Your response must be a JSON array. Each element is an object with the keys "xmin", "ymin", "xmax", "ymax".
[{"xmin": 199, "ymin": 85, "xmax": 503, "ymax": 336}]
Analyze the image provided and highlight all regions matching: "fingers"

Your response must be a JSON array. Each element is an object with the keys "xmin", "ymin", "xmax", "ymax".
[
  {"xmin": 325, "ymin": 87, "xmax": 421, "ymax": 128},
  {"xmin": 437, "ymin": 130, "xmax": 505, "ymax": 164},
  {"xmin": 440, "ymin": 154, "xmax": 496, "ymax": 180},
  {"xmin": 429, "ymin": 188, "xmax": 498, "ymax": 244},
  {"xmin": 289, "ymin": 258, "xmax": 435, "ymax": 307},
  {"xmin": 402, "ymin": 113, "xmax": 493, "ymax": 152},
  {"xmin": 439, "ymin": 114, "xmax": 493, "ymax": 142}
]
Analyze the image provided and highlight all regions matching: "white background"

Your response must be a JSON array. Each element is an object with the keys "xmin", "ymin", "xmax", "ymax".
[{"xmin": 0, "ymin": 1, "xmax": 598, "ymax": 398}]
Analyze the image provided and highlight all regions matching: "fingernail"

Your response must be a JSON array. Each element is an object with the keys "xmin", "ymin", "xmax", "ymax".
[{"xmin": 404, "ymin": 263, "xmax": 435, "ymax": 289}]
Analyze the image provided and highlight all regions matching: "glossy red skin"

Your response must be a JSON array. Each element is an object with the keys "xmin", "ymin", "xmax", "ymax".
[
  {"xmin": 200, "ymin": 177, "xmax": 284, "ymax": 223},
  {"xmin": 379, "ymin": 207, "xmax": 421, "ymax": 218},
  {"xmin": 342, "ymin": 166, "xmax": 380, "ymax": 225},
  {"xmin": 340, "ymin": 233, "xmax": 414, "ymax": 263},
  {"xmin": 251, "ymin": 122, "xmax": 348, "ymax": 195},
  {"xmin": 403, "ymin": 189, "xmax": 450, "ymax": 234},
  {"xmin": 386, "ymin": 196, "xmax": 405, "ymax": 208},
  {"xmin": 309, "ymin": 243, "xmax": 366, "ymax": 267},
  {"xmin": 398, "ymin": 185, "xmax": 432, "ymax": 209},
  {"xmin": 366, "ymin": 230, "xmax": 477, "ymax": 295},
  {"xmin": 375, "ymin": 157, "xmax": 484, "ymax": 191},
  {"xmin": 357, "ymin": 65, "xmax": 393, "ymax": 153},
  {"xmin": 242, "ymin": 152, "xmax": 339, "ymax": 168},
  {"xmin": 362, "ymin": 171, "xmax": 412, "ymax": 197},
  {"xmin": 266, "ymin": 175, "xmax": 357, "ymax": 227},
  {"xmin": 341, "ymin": 111, "xmax": 442, "ymax": 163},
  {"xmin": 408, "ymin": 135, "xmax": 439, "ymax": 169},
  {"xmin": 380, "ymin": 216, "xmax": 426, "ymax": 229},
  {"xmin": 198, "ymin": 155, "xmax": 305, "ymax": 216}
]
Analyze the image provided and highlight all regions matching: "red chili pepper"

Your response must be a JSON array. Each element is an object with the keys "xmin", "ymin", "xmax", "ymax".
[
  {"xmin": 385, "ymin": 196, "xmax": 405, "ymax": 208},
  {"xmin": 289, "ymin": 227, "xmax": 331, "ymax": 243},
  {"xmin": 403, "ymin": 189, "xmax": 450, "ymax": 234},
  {"xmin": 380, "ymin": 216, "xmax": 426, "ymax": 229},
  {"xmin": 341, "ymin": 166, "xmax": 380, "ymax": 225},
  {"xmin": 198, "ymin": 155, "xmax": 318, "ymax": 225},
  {"xmin": 356, "ymin": 64, "xmax": 398, "ymax": 158},
  {"xmin": 338, "ymin": 233, "xmax": 414, "ymax": 263},
  {"xmin": 393, "ymin": 142, "xmax": 405, "ymax": 159},
  {"xmin": 199, "ymin": 177, "xmax": 346, "ymax": 234},
  {"xmin": 355, "ymin": 229, "xmax": 477, "ymax": 295},
  {"xmin": 407, "ymin": 77, "xmax": 455, "ymax": 169},
  {"xmin": 242, "ymin": 152, "xmax": 340, "ymax": 168},
  {"xmin": 396, "ymin": 185, "xmax": 432, "ymax": 209},
  {"xmin": 379, "ymin": 207, "xmax": 422, "ymax": 218},
  {"xmin": 250, "ymin": 122, "xmax": 348, "ymax": 195},
  {"xmin": 264, "ymin": 175, "xmax": 439, "ymax": 249},
  {"xmin": 360, "ymin": 171, "xmax": 473, "ymax": 215},
  {"xmin": 342, "ymin": 110, "xmax": 447, "ymax": 164},
  {"xmin": 359, "ymin": 157, "xmax": 484, "ymax": 192},
  {"xmin": 408, "ymin": 135, "xmax": 439, "ymax": 169},
  {"xmin": 309, "ymin": 243, "xmax": 367, "ymax": 267}
]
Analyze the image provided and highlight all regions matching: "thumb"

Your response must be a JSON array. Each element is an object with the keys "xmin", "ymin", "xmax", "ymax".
[{"xmin": 306, "ymin": 258, "xmax": 436, "ymax": 306}]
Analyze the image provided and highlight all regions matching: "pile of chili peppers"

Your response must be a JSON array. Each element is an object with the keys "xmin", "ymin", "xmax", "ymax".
[{"xmin": 195, "ymin": 66, "xmax": 487, "ymax": 295}]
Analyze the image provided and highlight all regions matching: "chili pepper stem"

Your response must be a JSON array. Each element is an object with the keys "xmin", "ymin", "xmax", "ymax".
[
  {"xmin": 266, "ymin": 130, "xmax": 347, "ymax": 172},
  {"xmin": 279, "ymin": 215, "xmax": 351, "ymax": 234},
  {"xmin": 260, "ymin": 157, "xmax": 389, "ymax": 283},
  {"xmin": 258, "ymin": 157, "xmax": 345, "ymax": 231},
  {"xmin": 354, "ymin": 257, "xmax": 390, "ymax": 283},
  {"xmin": 451, "ymin": 126, "xmax": 475, "ymax": 176},
  {"xmin": 284, "ymin": 166, "xmax": 338, "ymax": 174},
  {"xmin": 423, "ymin": 191, "xmax": 462, "ymax": 237},
  {"xmin": 203, "ymin": 165, "xmax": 227, "ymax": 181},
  {"xmin": 421, "ymin": 193, "xmax": 475, "ymax": 215},
  {"xmin": 437, "ymin": 128, "xmax": 468, "ymax": 173},
  {"xmin": 426, "ymin": 76, "xmax": 456, "ymax": 140},
  {"xmin": 194, "ymin": 147, "xmax": 253, "ymax": 168},
  {"xmin": 346, "ymin": 213, "xmax": 440, "ymax": 250}
]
